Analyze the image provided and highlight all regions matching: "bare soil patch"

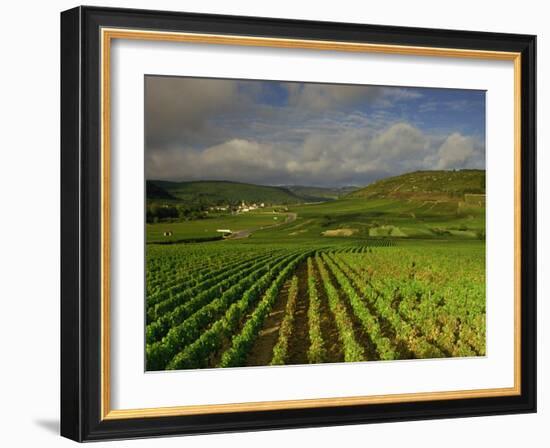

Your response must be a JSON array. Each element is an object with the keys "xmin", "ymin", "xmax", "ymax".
[{"xmin": 322, "ymin": 228, "xmax": 358, "ymax": 237}]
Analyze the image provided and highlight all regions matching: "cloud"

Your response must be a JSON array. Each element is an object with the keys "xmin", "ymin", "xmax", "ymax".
[
  {"xmin": 369, "ymin": 123, "xmax": 428, "ymax": 160},
  {"xmin": 436, "ymin": 133, "xmax": 477, "ymax": 169},
  {"xmin": 418, "ymin": 98, "xmax": 485, "ymax": 114},
  {"xmin": 418, "ymin": 101, "xmax": 438, "ymax": 113},
  {"xmin": 145, "ymin": 76, "xmax": 485, "ymax": 187},
  {"xmin": 146, "ymin": 121, "xmax": 485, "ymax": 187},
  {"xmin": 146, "ymin": 139, "xmax": 293, "ymax": 185},
  {"xmin": 285, "ymin": 83, "xmax": 422, "ymax": 111},
  {"xmin": 145, "ymin": 76, "xmax": 244, "ymax": 149}
]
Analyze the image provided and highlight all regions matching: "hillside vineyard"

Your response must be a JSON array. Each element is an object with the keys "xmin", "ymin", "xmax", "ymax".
[{"xmin": 145, "ymin": 170, "xmax": 486, "ymax": 370}]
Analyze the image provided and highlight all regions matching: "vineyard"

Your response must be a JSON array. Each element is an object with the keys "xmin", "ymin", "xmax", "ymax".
[{"xmin": 145, "ymin": 240, "xmax": 485, "ymax": 370}]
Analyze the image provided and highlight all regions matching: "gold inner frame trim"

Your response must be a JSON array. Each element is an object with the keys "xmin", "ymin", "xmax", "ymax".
[{"xmin": 100, "ymin": 27, "xmax": 522, "ymax": 420}]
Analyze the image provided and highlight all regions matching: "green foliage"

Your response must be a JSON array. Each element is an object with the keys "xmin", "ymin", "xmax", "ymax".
[
  {"xmin": 323, "ymin": 253, "xmax": 397, "ymax": 360},
  {"xmin": 284, "ymin": 185, "xmax": 358, "ymax": 201},
  {"xmin": 146, "ymin": 170, "xmax": 486, "ymax": 246},
  {"xmin": 147, "ymin": 252, "xmax": 298, "ymax": 370},
  {"xmin": 219, "ymin": 254, "xmax": 309, "ymax": 368},
  {"xmin": 332, "ymin": 244, "xmax": 485, "ymax": 358},
  {"xmin": 146, "ymin": 211, "xmax": 289, "ymax": 242},
  {"xmin": 145, "ymin": 239, "xmax": 485, "ymax": 371},
  {"xmin": 168, "ymin": 252, "xmax": 308, "ymax": 370},
  {"xmin": 306, "ymin": 257, "xmax": 325, "ymax": 364},
  {"xmin": 315, "ymin": 255, "xmax": 365, "ymax": 362},
  {"xmin": 146, "ymin": 202, "xmax": 207, "ymax": 223},
  {"xmin": 148, "ymin": 180, "xmax": 306, "ymax": 205},
  {"xmin": 347, "ymin": 169, "xmax": 485, "ymax": 201},
  {"xmin": 146, "ymin": 252, "xmax": 279, "ymax": 343},
  {"xmin": 144, "ymin": 172, "xmax": 487, "ymax": 371},
  {"xmin": 270, "ymin": 275, "xmax": 299, "ymax": 365}
]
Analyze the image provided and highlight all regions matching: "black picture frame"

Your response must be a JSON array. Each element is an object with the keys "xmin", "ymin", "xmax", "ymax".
[{"xmin": 61, "ymin": 5, "xmax": 536, "ymax": 442}]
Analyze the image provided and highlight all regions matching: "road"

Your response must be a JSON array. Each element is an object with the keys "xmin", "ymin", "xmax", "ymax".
[{"xmin": 225, "ymin": 212, "xmax": 297, "ymax": 240}]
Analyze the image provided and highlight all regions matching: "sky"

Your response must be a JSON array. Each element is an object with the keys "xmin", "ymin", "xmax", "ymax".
[{"xmin": 145, "ymin": 76, "xmax": 485, "ymax": 188}]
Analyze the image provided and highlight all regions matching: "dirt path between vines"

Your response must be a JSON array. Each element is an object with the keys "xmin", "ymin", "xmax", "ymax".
[
  {"xmin": 245, "ymin": 278, "xmax": 292, "ymax": 367},
  {"xmin": 322, "ymin": 255, "xmax": 378, "ymax": 361},
  {"xmin": 314, "ymin": 258, "xmax": 345, "ymax": 363},
  {"xmin": 285, "ymin": 262, "xmax": 310, "ymax": 365}
]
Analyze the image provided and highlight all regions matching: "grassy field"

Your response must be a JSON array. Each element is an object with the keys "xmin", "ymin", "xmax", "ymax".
[
  {"xmin": 147, "ymin": 196, "xmax": 484, "ymax": 244},
  {"xmin": 147, "ymin": 211, "xmax": 288, "ymax": 243},
  {"xmin": 145, "ymin": 170, "xmax": 486, "ymax": 371},
  {"xmin": 251, "ymin": 196, "xmax": 483, "ymax": 242}
]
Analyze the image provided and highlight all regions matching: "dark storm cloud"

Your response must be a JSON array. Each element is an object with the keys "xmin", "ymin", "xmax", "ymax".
[{"xmin": 145, "ymin": 77, "xmax": 243, "ymax": 149}]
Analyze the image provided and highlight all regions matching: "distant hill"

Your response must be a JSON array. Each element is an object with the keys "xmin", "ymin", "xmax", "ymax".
[
  {"xmin": 347, "ymin": 169, "xmax": 485, "ymax": 201},
  {"xmin": 146, "ymin": 181, "xmax": 177, "ymax": 200},
  {"xmin": 148, "ymin": 180, "xmax": 306, "ymax": 205},
  {"xmin": 284, "ymin": 185, "xmax": 359, "ymax": 201}
]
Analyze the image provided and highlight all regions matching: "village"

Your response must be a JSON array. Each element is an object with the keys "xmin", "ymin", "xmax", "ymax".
[
  {"xmin": 210, "ymin": 201, "xmax": 291, "ymax": 237},
  {"xmin": 209, "ymin": 200, "xmax": 266, "ymax": 214}
]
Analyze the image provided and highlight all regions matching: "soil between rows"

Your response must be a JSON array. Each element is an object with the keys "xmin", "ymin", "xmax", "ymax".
[
  {"xmin": 245, "ymin": 276, "xmax": 292, "ymax": 367},
  {"xmin": 313, "ymin": 257, "xmax": 345, "ymax": 364},
  {"xmin": 285, "ymin": 262, "xmax": 310, "ymax": 365}
]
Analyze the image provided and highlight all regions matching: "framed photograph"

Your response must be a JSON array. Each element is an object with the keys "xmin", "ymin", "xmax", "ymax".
[{"xmin": 60, "ymin": 6, "xmax": 536, "ymax": 442}]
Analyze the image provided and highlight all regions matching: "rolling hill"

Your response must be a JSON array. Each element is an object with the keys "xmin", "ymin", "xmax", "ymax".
[
  {"xmin": 347, "ymin": 169, "xmax": 485, "ymax": 201},
  {"xmin": 148, "ymin": 180, "xmax": 306, "ymax": 205},
  {"xmin": 284, "ymin": 185, "xmax": 359, "ymax": 201},
  {"xmin": 147, "ymin": 170, "xmax": 485, "ymax": 209},
  {"xmin": 146, "ymin": 181, "xmax": 177, "ymax": 200}
]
